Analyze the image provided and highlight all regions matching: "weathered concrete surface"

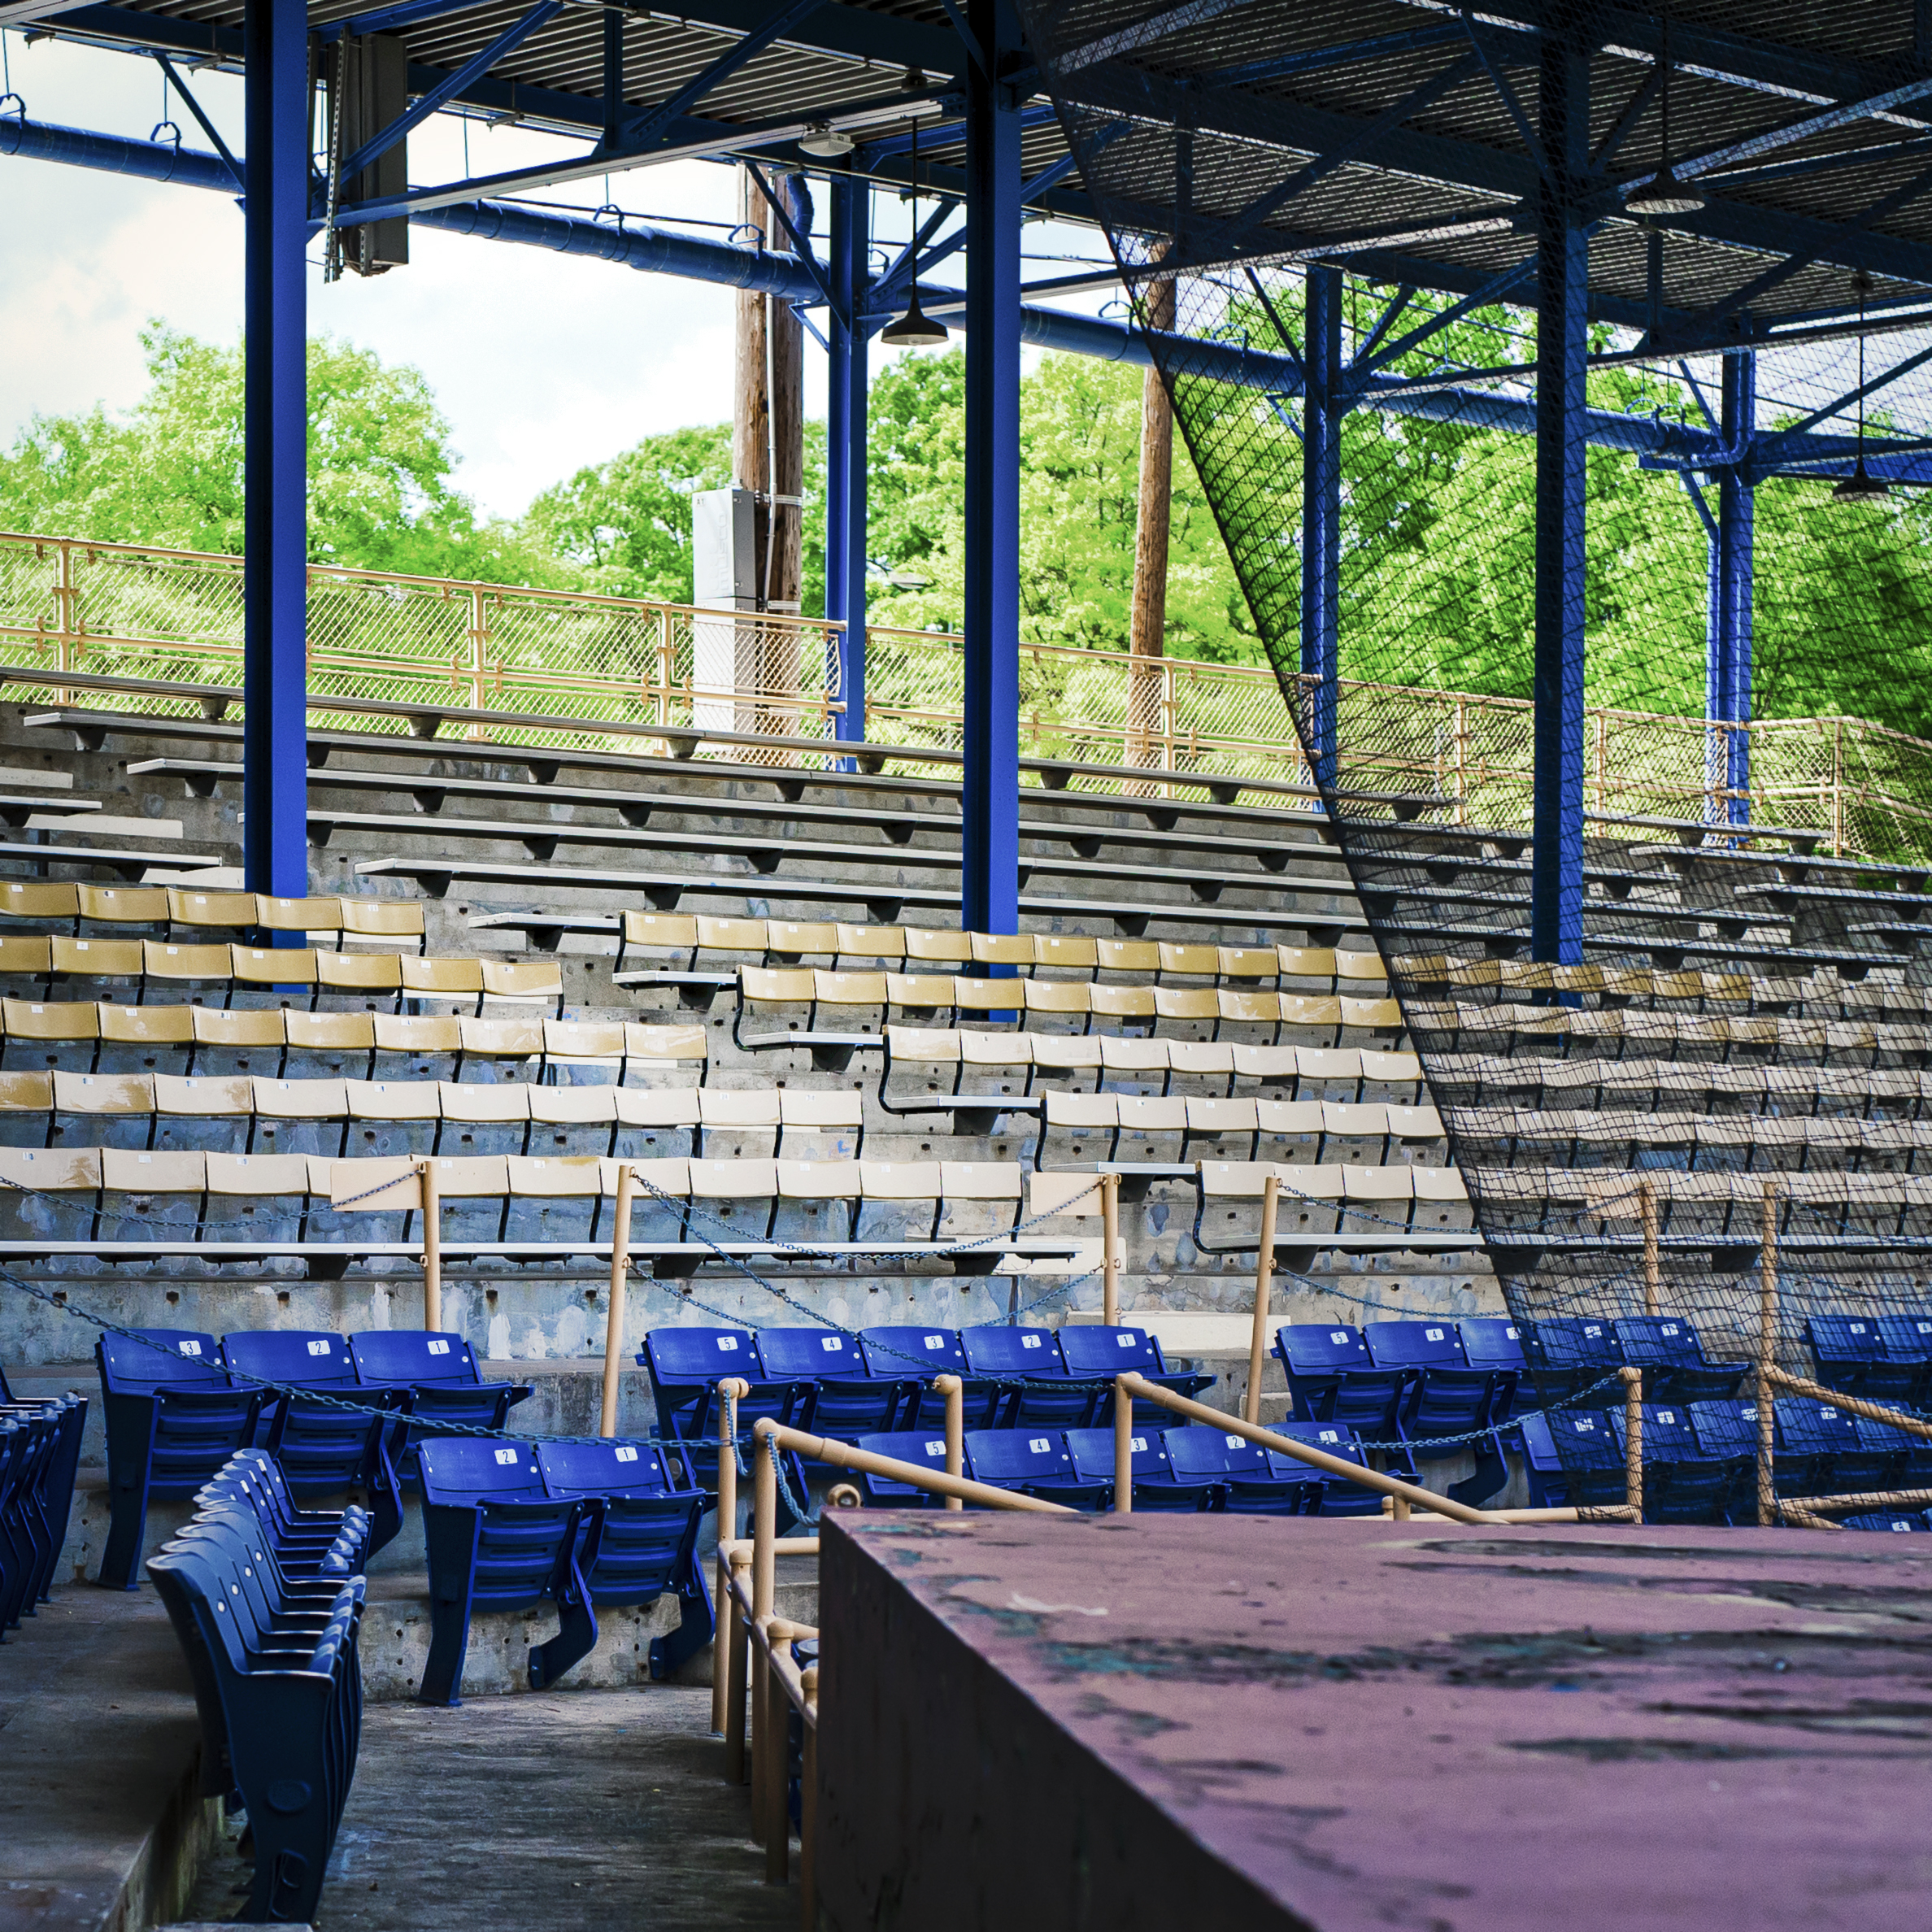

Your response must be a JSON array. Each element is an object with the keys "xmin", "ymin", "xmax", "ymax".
[
  {"xmin": 0, "ymin": 1588, "xmax": 217, "ymax": 1932},
  {"xmin": 817, "ymin": 1515, "xmax": 1932, "ymax": 1932},
  {"xmin": 176, "ymin": 1688, "xmax": 795, "ymax": 1931}
]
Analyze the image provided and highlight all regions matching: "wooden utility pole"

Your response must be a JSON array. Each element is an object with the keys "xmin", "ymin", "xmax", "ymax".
[
  {"xmin": 1128, "ymin": 264, "xmax": 1176, "ymax": 772},
  {"xmin": 733, "ymin": 164, "xmax": 804, "ymax": 616}
]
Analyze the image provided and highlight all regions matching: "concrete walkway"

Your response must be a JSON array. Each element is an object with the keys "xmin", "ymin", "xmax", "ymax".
[{"xmin": 180, "ymin": 1687, "xmax": 794, "ymax": 1932}]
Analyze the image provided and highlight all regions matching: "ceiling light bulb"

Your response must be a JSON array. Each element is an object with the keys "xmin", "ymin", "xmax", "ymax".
[
  {"xmin": 1625, "ymin": 164, "xmax": 1705, "ymax": 216},
  {"xmin": 799, "ymin": 121, "xmax": 854, "ymax": 158},
  {"xmin": 880, "ymin": 288, "xmax": 948, "ymax": 348}
]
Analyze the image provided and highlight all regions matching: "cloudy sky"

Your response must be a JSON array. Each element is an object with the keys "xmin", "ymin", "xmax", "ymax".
[{"xmin": 0, "ymin": 31, "xmax": 1117, "ymax": 520}]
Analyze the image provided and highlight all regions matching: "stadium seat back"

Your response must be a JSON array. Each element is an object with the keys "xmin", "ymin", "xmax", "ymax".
[
  {"xmin": 1275, "ymin": 1324, "xmax": 1372, "ymax": 1376},
  {"xmin": 1363, "ymin": 1321, "xmax": 1468, "ymax": 1370},
  {"xmin": 98, "ymin": 1328, "xmax": 231, "ymax": 1394},
  {"xmin": 854, "ymin": 1429, "xmax": 951, "ymax": 1504},
  {"xmin": 645, "ymin": 1326, "xmax": 764, "ymax": 1385},
  {"xmin": 859, "ymin": 1326, "xmax": 966, "ymax": 1378},
  {"xmin": 1065, "ymin": 1426, "xmax": 1173, "ymax": 1482},
  {"xmin": 756, "ymin": 1327, "xmax": 864, "ymax": 1382},
  {"xmin": 350, "ymin": 1330, "xmax": 483, "ymax": 1389},
  {"xmin": 1059, "ymin": 1325, "xmax": 1167, "ymax": 1377},
  {"xmin": 535, "ymin": 1439, "xmax": 682, "ymax": 1499},
  {"xmin": 959, "ymin": 1325, "xmax": 1070, "ymax": 1378},
  {"xmin": 964, "ymin": 1429, "xmax": 1084, "ymax": 1491},
  {"xmin": 222, "ymin": 1329, "xmax": 358, "ymax": 1390},
  {"xmin": 419, "ymin": 1437, "xmax": 547, "ymax": 1506},
  {"xmin": 1458, "ymin": 1317, "xmax": 1528, "ymax": 1373}
]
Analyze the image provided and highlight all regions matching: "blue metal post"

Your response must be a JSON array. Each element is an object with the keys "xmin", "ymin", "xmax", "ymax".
[
  {"xmin": 827, "ymin": 172, "xmax": 869, "ymax": 747},
  {"xmin": 961, "ymin": 0, "xmax": 1020, "ymax": 937},
  {"xmin": 1530, "ymin": 30, "xmax": 1589, "ymax": 963},
  {"xmin": 242, "ymin": 0, "xmax": 310, "ymax": 900},
  {"xmin": 1706, "ymin": 352, "xmax": 1756, "ymax": 826},
  {"xmin": 1301, "ymin": 264, "xmax": 1342, "ymax": 789}
]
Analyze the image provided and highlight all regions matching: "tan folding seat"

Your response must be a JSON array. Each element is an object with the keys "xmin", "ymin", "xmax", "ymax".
[
  {"xmin": 1271, "ymin": 1161, "xmax": 1345, "ymax": 1229},
  {"xmin": 834, "ymin": 923, "xmax": 906, "ymax": 966},
  {"xmin": 1547, "ymin": 963, "xmax": 1604, "ymax": 999},
  {"xmin": 694, "ymin": 916, "xmax": 770, "ymax": 960},
  {"xmin": 1091, "ymin": 984, "xmax": 1158, "ymax": 1027},
  {"xmin": 612, "ymin": 1087, "xmax": 704, "ymax": 1160},
  {"xmin": 337, "ymin": 899, "xmax": 426, "ymax": 953},
  {"xmin": 698, "ymin": 1089, "xmax": 783, "ymax": 1132},
  {"xmin": 1447, "ymin": 958, "xmax": 1501, "ymax": 995},
  {"xmin": 168, "ymin": 889, "xmax": 258, "ymax": 938},
  {"xmin": 456, "ymin": 1016, "xmax": 544, "ymax": 1077},
  {"xmin": 1335, "ymin": 949, "xmax": 1388, "ymax": 988},
  {"xmin": 1323, "ymin": 1101, "xmax": 1390, "ymax": 1148},
  {"xmin": 343, "ymin": 1079, "xmax": 442, "ymax": 1160},
  {"xmin": 1600, "ymin": 966, "xmax": 1655, "ymax": 1007},
  {"xmin": 1277, "ymin": 995, "xmax": 1342, "ymax": 1042},
  {"xmin": 687, "ymin": 1160, "xmax": 778, "ymax": 1237},
  {"xmin": 1026, "ymin": 1168, "xmax": 1108, "ymax": 1220},
  {"xmin": 0, "ymin": 1146, "xmax": 102, "ymax": 1233},
  {"xmin": 229, "ymin": 944, "xmax": 319, "ymax": 1001},
  {"xmin": 766, "ymin": 920, "xmax": 839, "ymax": 962},
  {"xmin": 1388, "ymin": 1103, "xmax": 1444, "ymax": 1143},
  {"xmin": 738, "ymin": 965, "xmax": 815, "ymax": 1019},
  {"xmin": 813, "ymin": 969, "xmax": 888, "ymax": 1019},
  {"xmin": 1165, "ymin": 1039, "xmax": 1233, "ymax": 1088},
  {"xmin": 257, "ymin": 895, "xmax": 345, "ymax": 941},
  {"xmin": 1255, "ymin": 1099, "xmax": 1324, "ymax": 1155},
  {"xmin": 953, "ymin": 975, "xmax": 1025, "ymax": 1020},
  {"xmin": 617, "ymin": 911, "xmax": 699, "ymax": 972},
  {"xmin": 778, "ymin": 1090, "xmax": 864, "ymax": 1152},
  {"xmin": 904, "ymin": 929, "xmax": 973, "ymax": 969},
  {"xmin": 0, "ymin": 883, "xmax": 80, "ymax": 929},
  {"xmin": 55, "ymin": 938, "xmax": 144, "ymax": 989},
  {"xmin": 481, "ymin": 959, "xmax": 564, "ymax": 1012},
  {"xmin": 1181, "ymin": 1095, "xmax": 1258, "ymax": 1158},
  {"xmin": 140, "ymin": 941, "xmax": 229, "ymax": 997},
  {"xmin": 1412, "ymin": 1164, "xmax": 1473, "ymax": 1228},
  {"xmin": 101, "ymin": 1147, "xmax": 207, "ymax": 1207},
  {"xmin": 2, "ymin": 999, "xmax": 99, "ymax": 1071},
  {"xmin": 971, "ymin": 933, "xmax": 1033, "ymax": 972},
  {"xmin": 1041, "ymin": 1090, "xmax": 1118, "ymax": 1163},
  {"xmin": 205, "ymin": 1151, "xmax": 313, "ymax": 1238},
  {"xmin": 1031, "ymin": 1033, "xmax": 1102, "ymax": 1077},
  {"xmin": 1342, "ymin": 1163, "xmax": 1415, "ymax": 1229},
  {"xmin": 315, "ymin": 951, "xmax": 403, "ymax": 1003},
  {"xmin": 1192, "ymin": 1159, "xmax": 1335, "ymax": 1251},
  {"xmin": 372, "ymin": 1012, "xmax": 463, "ymax": 1080},
  {"xmin": 282, "ymin": 1009, "xmax": 376, "ymax": 1081},
  {"xmin": 882, "ymin": 1026, "xmax": 961, "ymax": 1073},
  {"xmin": 775, "ymin": 1158, "xmax": 864, "ymax": 1238},
  {"xmin": 77, "ymin": 886, "xmax": 168, "ymax": 933},
  {"xmin": 1033, "ymin": 933, "xmax": 1098, "ymax": 977},
  {"xmin": 0, "ymin": 937, "xmax": 50, "ymax": 996},
  {"xmin": 960, "ymin": 1029, "xmax": 1033, "ymax": 1070},
  {"xmin": 153, "ymin": 1073, "xmax": 255, "ymax": 1138},
  {"xmin": 1340, "ymin": 995, "xmax": 1403, "ymax": 1038},
  {"xmin": 1276, "ymin": 945, "xmax": 1337, "ymax": 988},
  {"xmin": 885, "ymin": 973, "xmax": 957, "ymax": 1016},
  {"xmin": 1213, "ymin": 989, "xmax": 1279, "ymax": 1033},
  {"xmin": 250, "ymin": 1077, "xmax": 350, "ymax": 1158},
  {"xmin": 1116, "ymin": 1096, "xmax": 1186, "ymax": 1152},
  {"xmin": 51, "ymin": 1072, "xmax": 154, "ymax": 1148},
  {"xmin": 1229, "ymin": 1043, "xmax": 1299, "ymax": 1090},
  {"xmin": 1360, "ymin": 1048, "xmax": 1423, "ymax": 1096},
  {"xmin": 1021, "ymin": 980, "xmax": 1090, "ymax": 1022},
  {"xmin": 1099, "ymin": 1036, "xmax": 1170, "ymax": 1077},
  {"xmin": 437, "ymin": 1081, "xmax": 532, "ymax": 1156},
  {"xmin": 934, "ymin": 1160, "xmax": 1023, "ymax": 1238},
  {"xmin": 600, "ymin": 1155, "xmax": 694, "ymax": 1204},
  {"xmin": 186, "ymin": 1006, "xmax": 285, "ymax": 1080},
  {"xmin": 0, "ymin": 1070, "xmax": 54, "ymax": 1138},
  {"xmin": 852, "ymin": 1158, "xmax": 944, "ymax": 1242},
  {"xmin": 542, "ymin": 1020, "xmax": 625, "ymax": 1079},
  {"xmin": 620, "ymin": 1023, "xmax": 708, "ymax": 1080},
  {"xmin": 526, "ymin": 1083, "xmax": 620, "ymax": 1143},
  {"xmin": 1095, "ymin": 938, "xmax": 1159, "ymax": 979},
  {"xmin": 401, "ymin": 956, "xmax": 485, "ymax": 1006},
  {"xmin": 1217, "ymin": 947, "xmax": 1278, "ymax": 986}
]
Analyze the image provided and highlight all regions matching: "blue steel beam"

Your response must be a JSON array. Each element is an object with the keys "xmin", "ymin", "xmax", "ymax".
[
  {"xmin": 1530, "ymin": 24, "xmax": 1588, "ymax": 965},
  {"xmin": 151, "ymin": 51, "xmax": 242, "ymax": 185},
  {"xmin": 617, "ymin": 0, "xmax": 825, "ymax": 149},
  {"xmin": 1301, "ymin": 266, "xmax": 1341, "ymax": 790},
  {"xmin": 960, "ymin": 0, "xmax": 1020, "ymax": 940},
  {"xmin": 1707, "ymin": 355, "xmax": 1755, "ymax": 828},
  {"xmin": 241, "ymin": 0, "xmax": 307, "ymax": 903},
  {"xmin": 828, "ymin": 172, "xmax": 869, "ymax": 748}
]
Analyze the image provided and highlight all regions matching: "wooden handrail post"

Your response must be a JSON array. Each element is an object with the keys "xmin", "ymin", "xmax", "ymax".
[
  {"xmin": 416, "ymin": 1157, "xmax": 442, "ymax": 1331},
  {"xmin": 1759, "ymin": 1180, "xmax": 1778, "ymax": 1526},
  {"xmin": 1102, "ymin": 1172, "xmax": 1121, "ymax": 1325},
  {"xmin": 935, "ymin": 1374, "xmax": 964, "ymax": 1512},
  {"xmin": 749, "ymin": 1421, "xmax": 778, "ymax": 1842},
  {"xmin": 798, "ymin": 1665, "xmax": 819, "ymax": 1932},
  {"xmin": 1638, "ymin": 1179, "xmax": 1660, "ymax": 1316},
  {"xmin": 1245, "ymin": 1174, "xmax": 1278, "ymax": 1424},
  {"xmin": 1113, "ymin": 1376, "xmax": 1134, "ymax": 1515},
  {"xmin": 1621, "ymin": 1367, "xmax": 1643, "ymax": 1522},
  {"xmin": 724, "ymin": 1548, "xmax": 751, "ymax": 1785},
  {"xmin": 598, "ymin": 1161, "xmax": 637, "ymax": 1437},
  {"xmin": 710, "ymin": 1377, "xmax": 746, "ymax": 1736},
  {"xmin": 764, "ymin": 1639, "xmax": 791, "ymax": 1883}
]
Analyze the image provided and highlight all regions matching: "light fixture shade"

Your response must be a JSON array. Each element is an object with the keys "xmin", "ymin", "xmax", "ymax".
[
  {"xmin": 1625, "ymin": 164, "xmax": 1705, "ymax": 215},
  {"xmin": 881, "ymin": 289, "xmax": 948, "ymax": 347},
  {"xmin": 799, "ymin": 121, "xmax": 854, "ymax": 158},
  {"xmin": 1834, "ymin": 459, "xmax": 1891, "ymax": 503}
]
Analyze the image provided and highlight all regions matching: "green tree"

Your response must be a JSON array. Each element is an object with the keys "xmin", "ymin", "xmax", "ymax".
[{"xmin": 0, "ymin": 324, "xmax": 564, "ymax": 584}]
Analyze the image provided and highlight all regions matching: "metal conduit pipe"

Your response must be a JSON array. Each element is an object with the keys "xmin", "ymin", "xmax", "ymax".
[{"xmin": 2, "ymin": 112, "xmax": 1726, "ymax": 465}]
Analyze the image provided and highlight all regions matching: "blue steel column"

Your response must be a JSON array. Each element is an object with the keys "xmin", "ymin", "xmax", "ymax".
[
  {"xmin": 1301, "ymin": 265, "xmax": 1342, "ymax": 789},
  {"xmin": 242, "ymin": 0, "xmax": 310, "ymax": 899},
  {"xmin": 961, "ymin": 0, "xmax": 1021, "ymax": 936},
  {"xmin": 1709, "ymin": 352, "xmax": 1756, "ymax": 826},
  {"xmin": 827, "ymin": 172, "xmax": 869, "ymax": 747},
  {"xmin": 1530, "ymin": 30, "xmax": 1590, "ymax": 963}
]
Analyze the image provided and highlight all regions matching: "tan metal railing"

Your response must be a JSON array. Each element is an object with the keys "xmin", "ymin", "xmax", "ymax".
[{"xmin": 6, "ymin": 528, "xmax": 1931, "ymax": 855}]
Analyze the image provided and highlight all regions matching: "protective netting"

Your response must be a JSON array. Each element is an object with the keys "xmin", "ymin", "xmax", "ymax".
[{"xmin": 1018, "ymin": 0, "xmax": 1932, "ymax": 1516}]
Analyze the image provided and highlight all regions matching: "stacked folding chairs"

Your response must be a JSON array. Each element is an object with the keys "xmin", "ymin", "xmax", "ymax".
[
  {"xmin": 0, "ymin": 1361, "xmax": 86, "ymax": 1634},
  {"xmin": 146, "ymin": 1447, "xmax": 367, "ymax": 1922}
]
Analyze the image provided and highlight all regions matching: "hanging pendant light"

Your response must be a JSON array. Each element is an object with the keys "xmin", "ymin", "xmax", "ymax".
[
  {"xmin": 881, "ymin": 107, "xmax": 949, "ymax": 347},
  {"xmin": 1626, "ymin": 20, "xmax": 1706, "ymax": 216},
  {"xmin": 1835, "ymin": 272, "xmax": 1891, "ymax": 503}
]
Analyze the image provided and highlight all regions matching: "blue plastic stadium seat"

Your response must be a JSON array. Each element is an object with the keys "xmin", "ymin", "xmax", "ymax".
[
  {"xmin": 1850, "ymin": 1412, "xmax": 1932, "ymax": 1491},
  {"xmin": 853, "ymin": 1429, "xmax": 953, "ymax": 1506},
  {"xmin": 1164, "ymin": 1424, "xmax": 1312, "ymax": 1514},
  {"xmin": 221, "ymin": 1331, "xmax": 402, "ymax": 1556},
  {"xmin": 1874, "ymin": 1315, "xmax": 1932, "ymax": 1408},
  {"xmin": 1775, "ymin": 1398, "xmax": 1885, "ymax": 1497},
  {"xmin": 757, "ymin": 1327, "xmax": 906, "ymax": 1444},
  {"xmin": 1456, "ymin": 1317, "xmax": 1527, "ymax": 1421},
  {"xmin": 1612, "ymin": 1316, "xmax": 1748, "ymax": 1406},
  {"xmin": 1687, "ymin": 1399, "xmax": 1760, "ymax": 1479},
  {"xmin": 1521, "ymin": 1317, "xmax": 1624, "ymax": 1406},
  {"xmin": 533, "ymin": 1440, "xmax": 712, "ymax": 1679},
  {"xmin": 960, "ymin": 1325, "xmax": 1099, "ymax": 1429},
  {"xmin": 1273, "ymin": 1421, "xmax": 1382, "ymax": 1515},
  {"xmin": 1364, "ymin": 1320, "xmax": 1497, "ymax": 1451},
  {"xmin": 0, "ymin": 1390, "xmax": 86, "ymax": 1631},
  {"xmin": 1803, "ymin": 1315, "xmax": 1906, "ymax": 1402},
  {"xmin": 1058, "ymin": 1325, "xmax": 1214, "ymax": 1425},
  {"xmin": 1517, "ymin": 1409, "xmax": 1627, "ymax": 1511},
  {"xmin": 638, "ymin": 1326, "xmax": 807, "ymax": 1447},
  {"xmin": 348, "ymin": 1329, "xmax": 530, "ymax": 1481},
  {"xmin": 1839, "ymin": 1511, "xmax": 1931, "ymax": 1532},
  {"xmin": 416, "ymin": 1437, "xmax": 595, "ymax": 1705},
  {"xmin": 97, "ymin": 1329, "xmax": 263, "ymax": 1590},
  {"xmin": 147, "ymin": 1508, "xmax": 363, "ymax": 1924},
  {"xmin": 964, "ymin": 1428, "xmax": 1107, "ymax": 1508},
  {"xmin": 198, "ymin": 1447, "xmax": 369, "ymax": 1577},
  {"xmin": 857, "ymin": 1327, "xmax": 994, "ymax": 1428},
  {"xmin": 1273, "ymin": 1324, "xmax": 1408, "ymax": 1438},
  {"xmin": 1064, "ymin": 1425, "xmax": 1204, "ymax": 1510},
  {"xmin": 1608, "ymin": 1401, "xmax": 1734, "ymax": 1523}
]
